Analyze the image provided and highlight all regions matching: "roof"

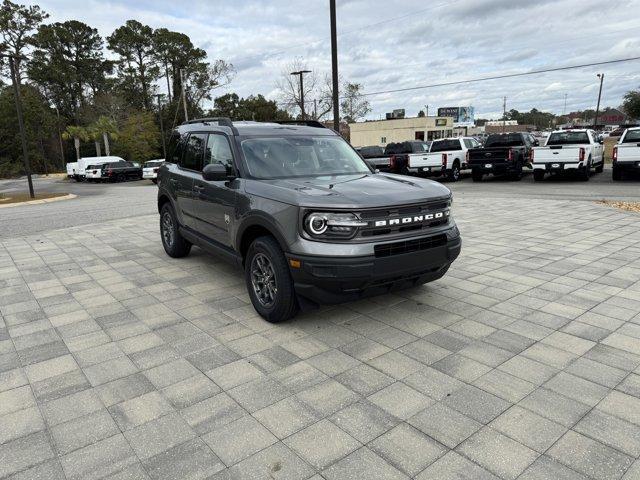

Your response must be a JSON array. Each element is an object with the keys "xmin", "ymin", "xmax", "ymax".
[
  {"xmin": 79, "ymin": 156, "xmax": 124, "ymax": 161},
  {"xmin": 177, "ymin": 119, "xmax": 337, "ymax": 137}
]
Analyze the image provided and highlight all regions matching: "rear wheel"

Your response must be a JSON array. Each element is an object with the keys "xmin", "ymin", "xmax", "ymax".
[
  {"xmin": 471, "ymin": 170, "xmax": 483, "ymax": 182},
  {"xmin": 152, "ymin": 178, "xmax": 158, "ymax": 184},
  {"xmin": 579, "ymin": 161, "xmax": 591, "ymax": 181},
  {"xmin": 595, "ymin": 161, "xmax": 604, "ymax": 173},
  {"xmin": 245, "ymin": 236, "xmax": 298, "ymax": 323},
  {"xmin": 510, "ymin": 162, "xmax": 523, "ymax": 181},
  {"xmin": 612, "ymin": 167, "xmax": 622, "ymax": 181},
  {"xmin": 447, "ymin": 161, "xmax": 460, "ymax": 182},
  {"xmin": 117, "ymin": 173, "xmax": 125, "ymax": 182},
  {"xmin": 533, "ymin": 170, "xmax": 545, "ymax": 182},
  {"xmin": 160, "ymin": 203, "xmax": 192, "ymax": 258}
]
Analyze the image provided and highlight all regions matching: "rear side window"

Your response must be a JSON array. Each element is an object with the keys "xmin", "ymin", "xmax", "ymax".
[
  {"xmin": 622, "ymin": 130, "xmax": 640, "ymax": 143},
  {"xmin": 182, "ymin": 133, "xmax": 207, "ymax": 171},
  {"xmin": 359, "ymin": 146, "xmax": 384, "ymax": 158},
  {"xmin": 167, "ymin": 132, "xmax": 186, "ymax": 164},
  {"xmin": 204, "ymin": 134, "xmax": 234, "ymax": 172}
]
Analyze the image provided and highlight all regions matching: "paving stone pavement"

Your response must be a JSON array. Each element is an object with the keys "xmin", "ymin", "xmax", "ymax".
[{"xmin": 1, "ymin": 196, "xmax": 640, "ymax": 480}]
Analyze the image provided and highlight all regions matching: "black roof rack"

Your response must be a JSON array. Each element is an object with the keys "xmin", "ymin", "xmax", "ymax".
[
  {"xmin": 270, "ymin": 120, "xmax": 327, "ymax": 129},
  {"xmin": 182, "ymin": 117, "xmax": 239, "ymax": 134},
  {"xmin": 183, "ymin": 117, "xmax": 233, "ymax": 127}
]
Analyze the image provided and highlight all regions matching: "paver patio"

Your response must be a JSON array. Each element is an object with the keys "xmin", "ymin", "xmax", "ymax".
[{"xmin": 1, "ymin": 196, "xmax": 640, "ymax": 479}]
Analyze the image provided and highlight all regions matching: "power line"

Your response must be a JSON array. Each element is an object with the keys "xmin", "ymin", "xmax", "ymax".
[{"xmin": 357, "ymin": 56, "xmax": 640, "ymax": 98}]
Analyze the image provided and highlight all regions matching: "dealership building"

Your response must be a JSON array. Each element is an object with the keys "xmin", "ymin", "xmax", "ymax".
[
  {"xmin": 349, "ymin": 106, "xmax": 474, "ymax": 147},
  {"xmin": 349, "ymin": 116, "xmax": 455, "ymax": 147}
]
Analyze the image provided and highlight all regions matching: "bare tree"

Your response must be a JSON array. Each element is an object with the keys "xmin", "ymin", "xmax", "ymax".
[
  {"xmin": 275, "ymin": 58, "xmax": 319, "ymax": 118},
  {"xmin": 188, "ymin": 59, "xmax": 236, "ymax": 108},
  {"xmin": 340, "ymin": 82, "xmax": 371, "ymax": 123}
]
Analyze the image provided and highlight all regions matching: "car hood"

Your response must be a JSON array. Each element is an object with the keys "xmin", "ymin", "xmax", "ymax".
[{"xmin": 244, "ymin": 173, "xmax": 451, "ymax": 209}]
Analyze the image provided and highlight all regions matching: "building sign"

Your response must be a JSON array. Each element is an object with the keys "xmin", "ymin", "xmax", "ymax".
[
  {"xmin": 437, "ymin": 106, "xmax": 475, "ymax": 126},
  {"xmin": 435, "ymin": 118, "xmax": 447, "ymax": 126}
]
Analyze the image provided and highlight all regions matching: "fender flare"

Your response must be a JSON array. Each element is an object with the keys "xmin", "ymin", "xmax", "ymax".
[{"xmin": 235, "ymin": 212, "xmax": 289, "ymax": 254}]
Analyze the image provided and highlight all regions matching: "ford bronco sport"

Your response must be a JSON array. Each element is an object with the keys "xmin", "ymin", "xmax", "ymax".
[{"xmin": 157, "ymin": 118, "xmax": 461, "ymax": 323}]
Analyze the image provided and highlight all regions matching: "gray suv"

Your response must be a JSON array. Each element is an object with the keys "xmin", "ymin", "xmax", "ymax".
[{"xmin": 157, "ymin": 118, "xmax": 461, "ymax": 322}]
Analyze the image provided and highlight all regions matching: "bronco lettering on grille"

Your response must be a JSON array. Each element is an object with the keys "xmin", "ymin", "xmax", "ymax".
[{"xmin": 373, "ymin": 210, "xmax": 449, "ymax": 227}]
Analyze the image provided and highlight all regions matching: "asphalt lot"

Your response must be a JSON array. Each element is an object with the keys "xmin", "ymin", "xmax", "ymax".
[{"xmin": 1, "ymin": 170, "xmax": 640, "ymax": 479}]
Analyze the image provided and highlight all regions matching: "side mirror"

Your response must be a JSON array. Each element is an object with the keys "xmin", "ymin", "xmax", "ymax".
[
  {"xmin": 203, "ymin": 163, "xmax": 232, "ymax": 181},
  {"xmin": 534, "ymin": 140, "xmax": 540, "ymax": 146}
]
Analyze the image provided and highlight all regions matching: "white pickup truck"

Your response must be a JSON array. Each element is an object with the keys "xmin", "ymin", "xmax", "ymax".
[
  {"xmin": 66, "ymin": 162, "xmax": 77, "ymax": 179},
  {"xmin": 406, "ymin": 137, "xmax": 480, "ymax": 182},
  {"xmin": 612, "ymin": 127, "xmax": 640, "ymax": 181},
  {"xmin": 532, "ymin": 129, "xmax": 604, "ymax": 181}
]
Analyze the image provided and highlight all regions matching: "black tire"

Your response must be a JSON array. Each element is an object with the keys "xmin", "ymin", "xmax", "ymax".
[
  {"xmin": 447, "ymin": 161, "xmax": 460, "ymax": 182},
  {"xmin": 471, "ymin": 170, "xmax": 483, "ymax": 182},
  {"xmin": 579, "ymin": 161, "xmax": 590, "ymax": 181},
  {"xmin": 117, "ymin": 173, "xmax": 125, "ymax": 183},
  {"xmin": 510, "ymin": 162, "xmax": 523, "ymax": 181},
  {"xmin": 533, "ymin": 170, "xmax": 545, "ymax": 182},
  {"xmin": 612, "ymin": 167, "xmax": 622, "ymax": 181},
  {"xmin": 160, "ymin": 203, "xmax": 192, "ymax": 258},
  {"xmin": 245, "ymin": 236, "xmax": 298, "ymax": 323},
  {"xmin": 595, "ymin": 161, "xmax": 604, "ymax": 173},
  {"xmin": 152, "ymin": 178, "xmax": 158, "ymax": 184}
]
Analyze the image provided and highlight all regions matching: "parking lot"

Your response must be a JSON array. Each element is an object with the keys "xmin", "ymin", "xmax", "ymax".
[{"xmin": 1, "ymin": 172, "xmax": 640, "ymax": 479}]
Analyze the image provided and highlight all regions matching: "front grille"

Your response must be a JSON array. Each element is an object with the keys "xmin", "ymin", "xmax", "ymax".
[
  {"xmin": 357, "ymin": 201, "xmax": 450, "ymax": 239},
  {"xmin": 374, "ymin": 234, "xmax": 447, "ymax": 258}
]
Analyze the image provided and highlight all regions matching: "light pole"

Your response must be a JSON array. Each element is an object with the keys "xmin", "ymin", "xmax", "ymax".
[
  {"xmin": 2, "ymin": 51, "xmax": 35, "ymax": 198},
  {"xmin": 155, "ymin": 94, "xmax": 167, "ymax": 159},
  {"xmin": 330, "ymin": 0, "xmax": 340, "ymax": 132},
  {"xmin": 290, "ymin": 70, "xmax": 311, "ymax": 120},
  {"xmin": 594, "ymin": 73, "xmax": 604, "ymax": 128}
]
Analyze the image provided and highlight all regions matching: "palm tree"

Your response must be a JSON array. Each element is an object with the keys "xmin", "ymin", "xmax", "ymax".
[
  {"xmin": 93, "ymin": 116, "xmax": 119, "ymax": 156},
  {"xmin": 62, "ymin": 126, "xmax": 89, "ymax": 161},
  {"xmin": 87, "ymin": 125, "xmax": 102, "ymax": 157}
]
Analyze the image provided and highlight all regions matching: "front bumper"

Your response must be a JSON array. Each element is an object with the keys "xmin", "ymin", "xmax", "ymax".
[{"xmin": 287, "ymin": 229, "xmax": 461, "ymax": 305}]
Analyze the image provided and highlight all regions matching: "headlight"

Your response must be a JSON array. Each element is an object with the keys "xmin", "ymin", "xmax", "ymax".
[{"xmin": 304, "ymin": 212, "xmax": 367, "ymax": 240}]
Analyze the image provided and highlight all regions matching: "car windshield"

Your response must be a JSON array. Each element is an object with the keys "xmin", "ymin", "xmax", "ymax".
[
  {"xmin": 241, "ymin": 136, "xmax": 370, "ymax": 179},
  {"xmin": 430, "ymin": 139, "xmax": 461, "ymax": 152},
  {"xmin": 359, "ymin": 146, "xmax": 384, "ymax": 158},
  {"xmin": 485, "ymin": 134, "xmax": 524, "ymax": 147},
  {"xmin": 547, "ymin": 132, "xmax": 590, "ymax": 145},
  {"xmin": 622, "ymin": 130, "xmax": 640, "ymax": 143}
]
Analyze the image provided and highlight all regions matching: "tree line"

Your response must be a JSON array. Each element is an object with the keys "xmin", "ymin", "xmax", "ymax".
[{"xmin": 0, "ymin": 1, "xmax": 374, "ymax": 177}]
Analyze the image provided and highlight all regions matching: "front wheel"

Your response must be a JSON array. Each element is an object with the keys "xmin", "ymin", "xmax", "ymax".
[
  {"xmin": 160, "ymin": 203, "xmax": 192, "ymax": 258},
  {"xmin": 471, "ymin": 171, "xmax": 483, "ymax": 182},
  {"xmin": 533, "ymin": 170, "xmax": 545, "ymax": 182},
  {"xmin": 245, "ymin": 236, "xmax": 298, "ymax": 323}
]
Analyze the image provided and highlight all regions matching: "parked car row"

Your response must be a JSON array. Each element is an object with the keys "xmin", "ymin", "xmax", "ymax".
[
  {"xmin": 66, "ymin": 157, "xmax": 165, "ymax": 183},
  {"xmin": 357, "ymin": 127, "xmax": 640, "ymax": 183}
]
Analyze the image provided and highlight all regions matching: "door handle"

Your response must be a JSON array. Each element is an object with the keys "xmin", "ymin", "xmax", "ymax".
[
  {"xmin": 169, "ymin": 178, "xmax": 178, "ymax": 185},
  {"xmin": 193, "ymin": 185, "xmax": 205, "ymax": 193}
]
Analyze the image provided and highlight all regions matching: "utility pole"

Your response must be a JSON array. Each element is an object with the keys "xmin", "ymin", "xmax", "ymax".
[
  {"xmin": 563, "ymin": 93, "xmax": 568, "ymax": 116},
  {"xmin": 155, "ymin": 94, "xmax": 167, "ymax": 159},
  {"xmin": 313, "ymin": 99, "xmax": 317, "ymax": 120},
  {"xmin": 594, "ymin": 73, "xmax": 604, "ymax": 128},
  {"xmin": 290, "ymin": 70, "xmax": 311, "ymax": 120},
  {"xmin": 502, "ymin": 96, "xmax": 507, "ymax": 133},
  {"xmin": 330, "ymin": 0, "xmax": 340, "ymax": 132},
  {"xmin": 180, "ymin": 69, "xmax": 188, "ymax": 122},
  {"xmin": 5, "ymin": 53, "xmax": 35, "ymax": 198}
]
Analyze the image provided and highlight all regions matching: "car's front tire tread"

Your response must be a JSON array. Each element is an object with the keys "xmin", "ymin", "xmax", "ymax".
[{"xmin": 160, "ymin": 203, "xmax": 192, "ymax": 258}]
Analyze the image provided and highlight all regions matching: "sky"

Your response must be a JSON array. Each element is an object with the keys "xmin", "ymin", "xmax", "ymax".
[{"xmin": 27, "ymin": 0, "xmax": 640, "ymax": 120}]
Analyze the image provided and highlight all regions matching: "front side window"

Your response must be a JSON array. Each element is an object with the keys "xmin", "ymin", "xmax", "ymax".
[
  {"xmin": 182, "ymin": 133, "xmax": 207, "ymax": 170},
  {"xmin": 204, "ymin": 134, "xmax": 234, "ymax": 172},
  {"xmin": 241, "ymin": 136, "xmax": 370, "ymax": 179},
  {"xmin": 547, "ymin": 132, "xmax": 590, "ymax": 145}
]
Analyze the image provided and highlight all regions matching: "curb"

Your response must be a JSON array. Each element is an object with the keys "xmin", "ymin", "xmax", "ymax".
[{"xmin": 0, "ymin": 193, "xmax": 77, "ymax": 209}]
